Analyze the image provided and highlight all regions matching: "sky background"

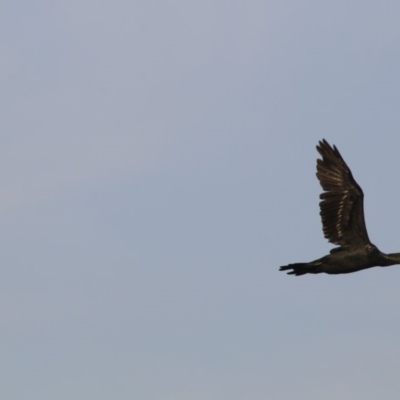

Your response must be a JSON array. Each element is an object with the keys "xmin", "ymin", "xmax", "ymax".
[{"xmin": 2, "ymin": 1, "xmax": 400, "ymax": 399}]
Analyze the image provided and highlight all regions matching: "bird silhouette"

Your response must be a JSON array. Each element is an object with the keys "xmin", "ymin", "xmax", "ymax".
[{"xmin": 280, "ymin": 139, "xmax": 400, "ymax": 275}]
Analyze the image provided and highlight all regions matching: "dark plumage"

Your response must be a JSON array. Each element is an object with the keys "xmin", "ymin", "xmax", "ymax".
[{"xmin": 280, "ymin": 139, "xmax": 400, "ymax": 276}]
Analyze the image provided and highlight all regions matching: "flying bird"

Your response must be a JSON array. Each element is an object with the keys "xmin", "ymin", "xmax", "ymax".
[{"xmin": 280, "ymin": 139, "xmax": 400, "ymax": 276}]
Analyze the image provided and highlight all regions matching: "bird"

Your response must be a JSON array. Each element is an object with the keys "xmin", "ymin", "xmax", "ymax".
[{"xmin": 280, "ymin": 139, "xmax": 400, "ymax": 276}]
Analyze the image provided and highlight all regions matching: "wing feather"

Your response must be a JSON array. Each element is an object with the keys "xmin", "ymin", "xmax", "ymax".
[{"xmin": 316, "ymin": 139, "xmax": 370, "ymax": 247}]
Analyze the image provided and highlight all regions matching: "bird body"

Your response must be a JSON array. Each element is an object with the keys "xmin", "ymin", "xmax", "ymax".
[{"xmin": 280, "ymin": 140, "xmax": 400, "ymax": 276}]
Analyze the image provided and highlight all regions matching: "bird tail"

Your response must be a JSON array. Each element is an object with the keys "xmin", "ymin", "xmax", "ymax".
[{"xmin": 279, "ymin": 262, "xmax": 321, "ymax": 276}]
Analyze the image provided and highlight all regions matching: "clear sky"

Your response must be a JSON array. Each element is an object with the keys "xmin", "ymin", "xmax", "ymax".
[{"xmin": 2, "ymin": 1, "xmax": 400, "ymax": 399}]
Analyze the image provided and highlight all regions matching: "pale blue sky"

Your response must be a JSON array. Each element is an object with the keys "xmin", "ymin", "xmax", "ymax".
[{"xmin": 2, "ymin": 1, "xmax": 400, "ymax": 399}]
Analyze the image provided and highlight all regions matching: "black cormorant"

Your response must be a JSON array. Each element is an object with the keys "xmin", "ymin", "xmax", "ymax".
[{"xmin": 280, "ymin": 139, "xmax": 400, "ymax": 276}]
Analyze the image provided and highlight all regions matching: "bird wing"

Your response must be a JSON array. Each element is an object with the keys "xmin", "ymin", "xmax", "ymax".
[{"xmin": 316, "ymin": 139, "xmax": 371, "ymax": 248}]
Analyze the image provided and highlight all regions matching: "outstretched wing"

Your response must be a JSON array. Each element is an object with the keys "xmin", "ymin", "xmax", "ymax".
[{"xmin": 316, "ymin": 139, "xmax": 371, "ymax": 248}]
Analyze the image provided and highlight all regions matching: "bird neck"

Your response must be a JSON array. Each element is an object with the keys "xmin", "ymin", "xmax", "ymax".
[{"xmin": 382, "ymin": 252, "xmax": 400, "ymax": 266}]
